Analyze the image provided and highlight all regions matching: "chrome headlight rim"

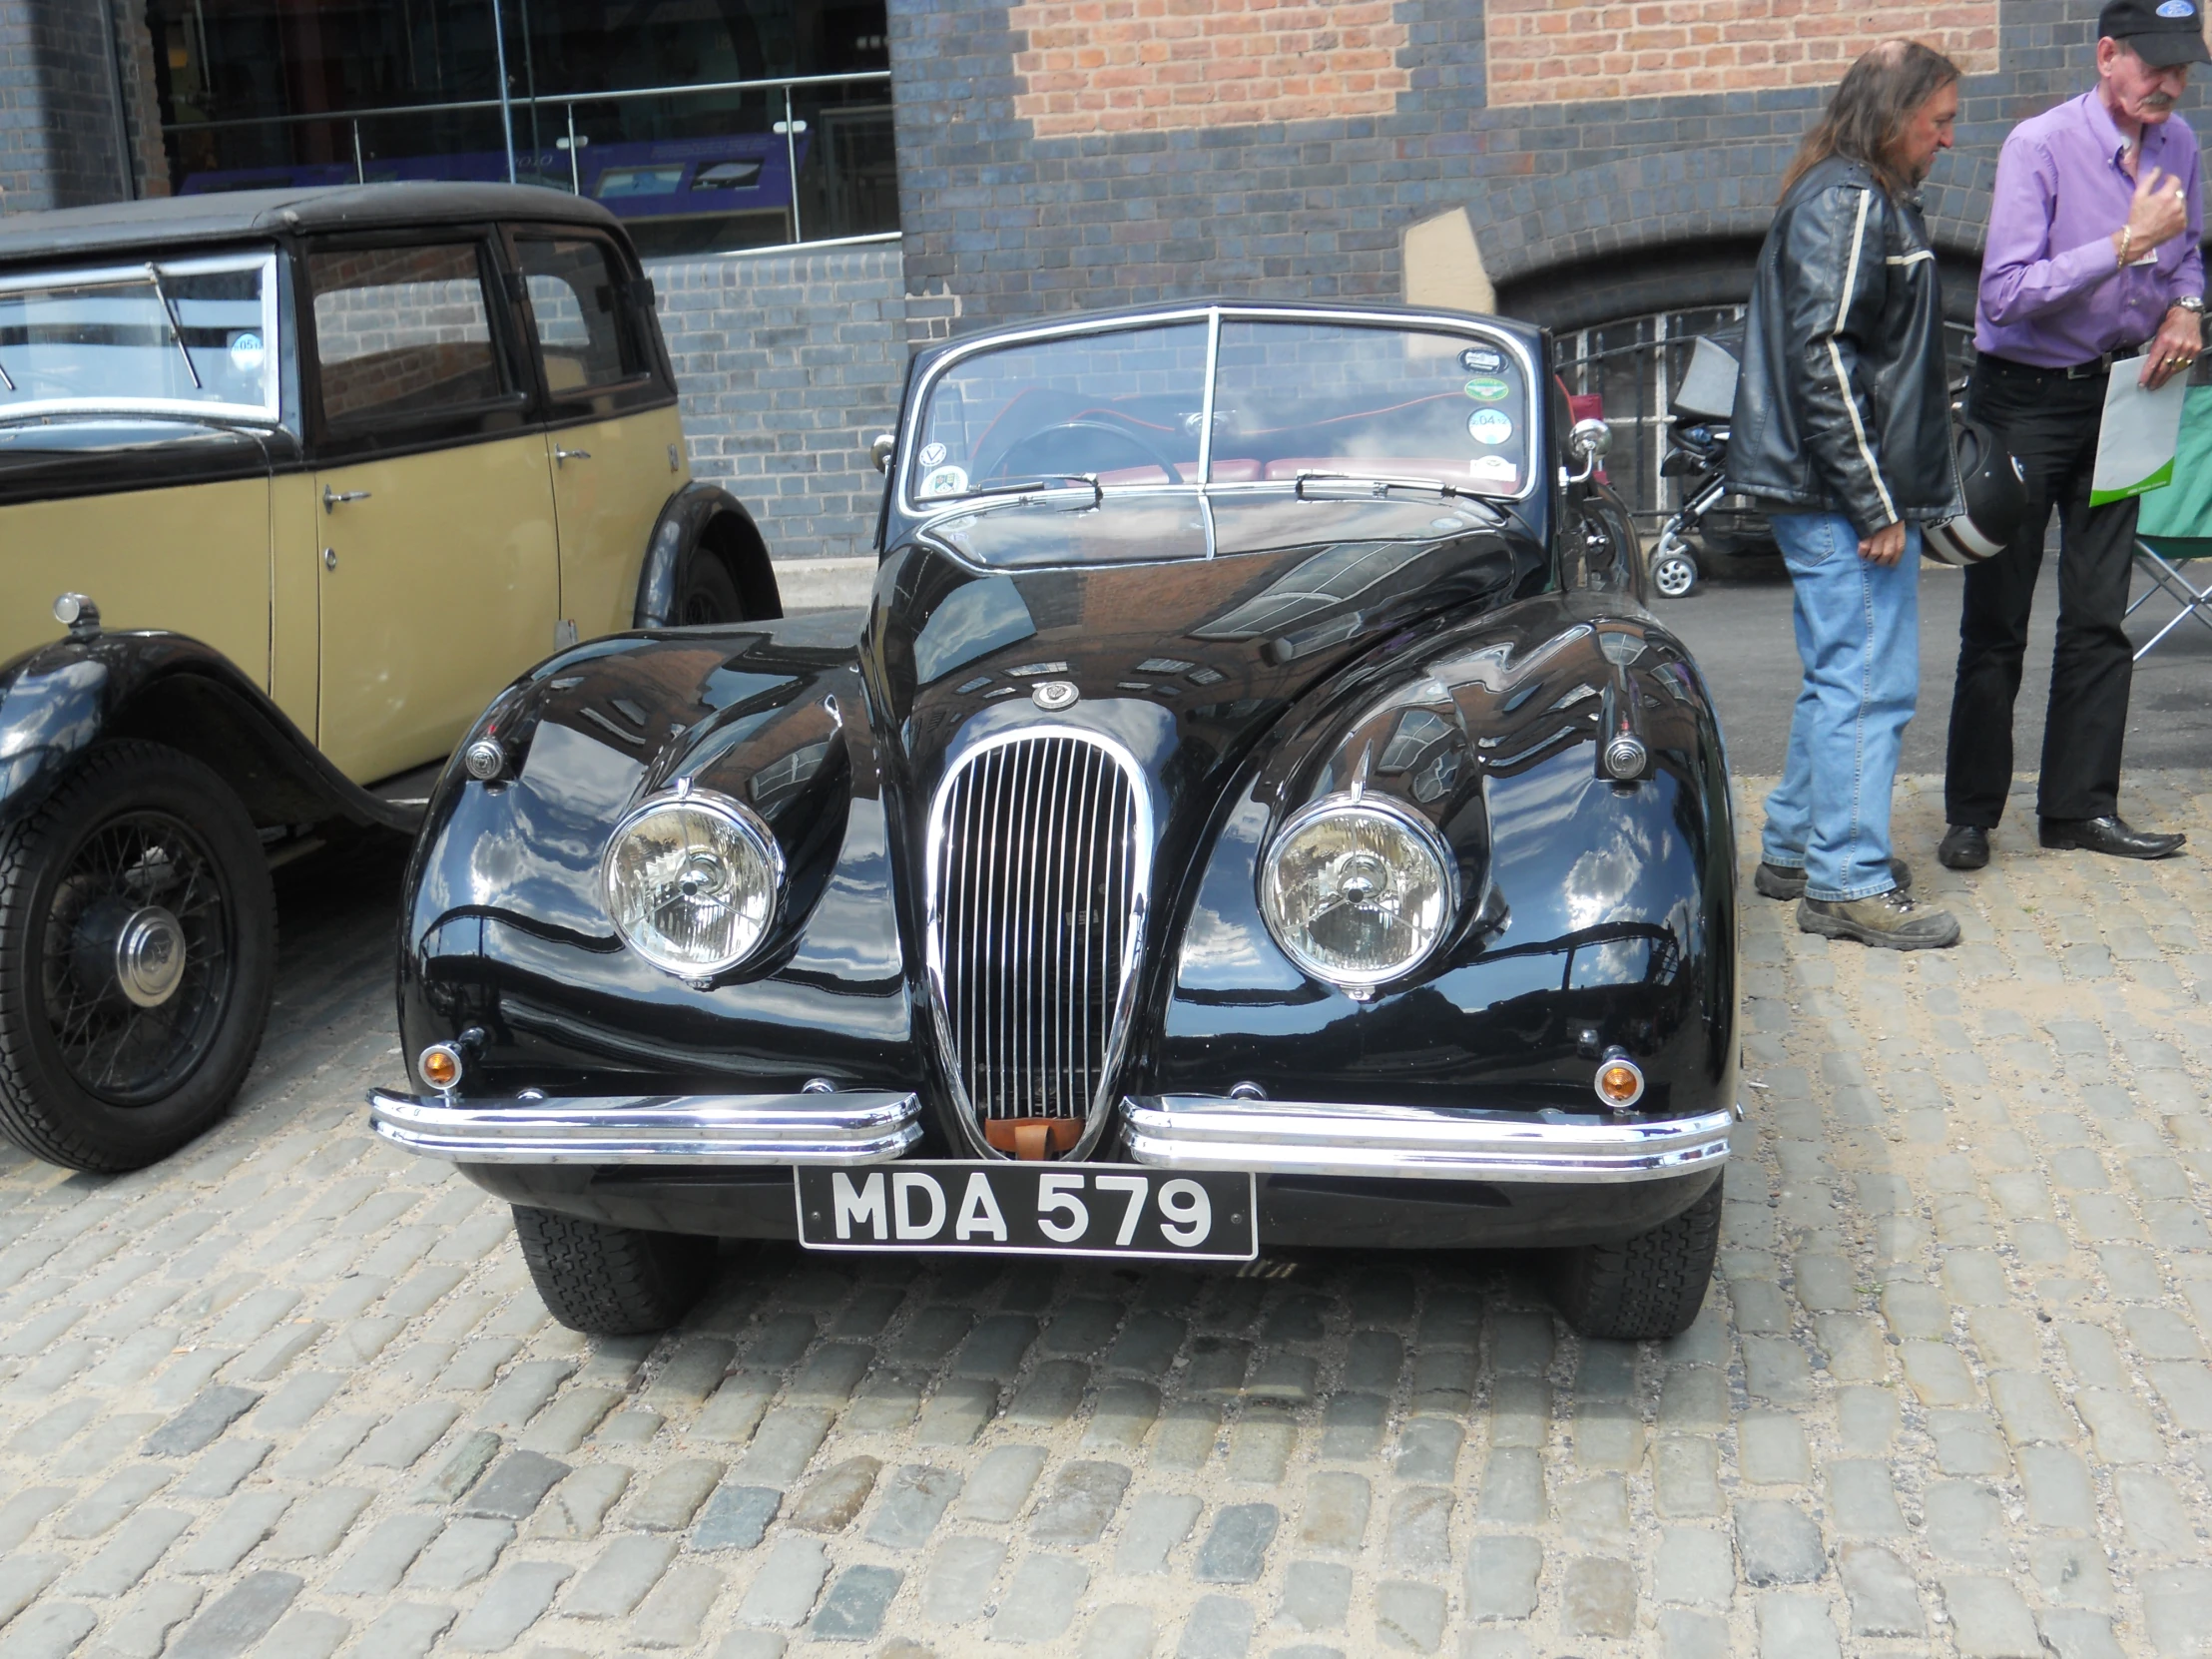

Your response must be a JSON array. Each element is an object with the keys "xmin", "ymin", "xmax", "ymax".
[
  {"xmin": 599, "ymin": 787, "xmax": 787, "ymax": 979},
  {"xmin": 1259, "ymin": 791, "xmax": 1461, "ymax": 989}
]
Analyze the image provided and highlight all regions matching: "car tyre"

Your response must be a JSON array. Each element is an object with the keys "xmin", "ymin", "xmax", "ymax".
[
  {"xmin": 513, "ymin": 1204, "xmax": 716, "ymax": 1335},
  {"xmin": 1547, "ymin": 1173, "xmax": 1722, "ymax": 1341},
  {"xmin": 0, "ymin": 741, "xmax": 276, "ymax": 1173},
  {"xmin": 673, "ymin": 548, "xmax": 746, "ymax": 626}
]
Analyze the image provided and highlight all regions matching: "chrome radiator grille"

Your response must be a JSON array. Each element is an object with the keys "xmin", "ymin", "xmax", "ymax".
[{"xmin": 928, "ymin": 732, "xmax": 1146, "ymax": 1128}]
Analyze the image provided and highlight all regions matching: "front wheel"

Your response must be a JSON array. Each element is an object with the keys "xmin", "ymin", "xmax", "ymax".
[
  {"xmin": 514, "ymin": 1205, "xmax": 716, "ymax": 1335},
  {"xmin": 1546, "ymin": 1174, "xmax": 1722, "ymax": 1341},
  {"xmin": 0, "ymin": 742, "xmax": 276, "ymax": 1172},
  {"xmin": 1650, "ymin": 535, "xmax": 1700, "ymax": 600}
]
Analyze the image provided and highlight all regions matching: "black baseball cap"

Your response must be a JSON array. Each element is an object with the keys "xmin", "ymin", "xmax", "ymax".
[{"xmin": 2100, "ymin": 0, "xmax": 2212, "ymax": 67}]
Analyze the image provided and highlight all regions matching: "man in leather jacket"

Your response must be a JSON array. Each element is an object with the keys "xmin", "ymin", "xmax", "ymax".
[{"xmin": 1729, "ymin": 40, "xmax": 1965, "ymax": 949}]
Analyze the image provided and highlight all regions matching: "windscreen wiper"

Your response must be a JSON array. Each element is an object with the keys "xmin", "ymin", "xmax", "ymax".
[
  {"xmin": 1292, "ymin": 471, "xmax": 1504, "ymax": 515},
  {"xmin": 947, "ymin": 473, "xmax": 1104, "ymax": 506},
  {"xmin": 144, "ymin": 264, "xmax": 203, "ymax": 391}
]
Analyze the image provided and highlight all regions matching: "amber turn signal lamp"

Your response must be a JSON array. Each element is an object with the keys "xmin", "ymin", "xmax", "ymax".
[
  {"xmin": 1594, "ymin": 1053, "xmax": 1645, "ymax": 1110},
  {"xmin": 418, "ymin": 1044, "xmax": 463, "ymax": 1092}
]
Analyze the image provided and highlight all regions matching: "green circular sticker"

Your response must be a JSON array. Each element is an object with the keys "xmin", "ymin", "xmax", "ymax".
[{"xmin": 1463, "ymin": 377, "xmax": 1510, "ymax": 402}]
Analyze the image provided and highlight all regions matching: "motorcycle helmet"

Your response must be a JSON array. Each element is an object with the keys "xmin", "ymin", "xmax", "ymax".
[{"xmin": 1925, "ymin": 418, "xmax": 2028, "ymax": 566}]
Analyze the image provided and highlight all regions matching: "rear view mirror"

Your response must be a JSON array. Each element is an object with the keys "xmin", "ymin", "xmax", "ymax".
[{"xmin": 868, "ymin": 433, "xmax": 895, "ymax": 474}]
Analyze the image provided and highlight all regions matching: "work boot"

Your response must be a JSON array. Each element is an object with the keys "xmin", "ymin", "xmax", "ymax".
[
  {"xmin": 1755, "ymin": 859, "xmax": 1912, "ymax": 900},
  {"xmin": 1797, "ymin": 889, "xmax": 1960, "ymax": 950}
]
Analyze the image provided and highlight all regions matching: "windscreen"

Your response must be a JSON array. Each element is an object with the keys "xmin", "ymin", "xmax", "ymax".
[
  {"xmin": 0, "ymin": 253, "xmax": 280, "ymax": 421},
  {"xmin": 907, "ymin": 314, "xmax": 1532, "ymax": 511}
]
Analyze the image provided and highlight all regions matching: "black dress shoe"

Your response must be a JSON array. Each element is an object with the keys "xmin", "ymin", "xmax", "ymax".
[
  {"xmin": 1937, "ymin": 825, "xmax": 1989, "ymax": 870},
  {"xmin": 2037, "ymin": 816, "xmax": 2186, "ymax": 859}
]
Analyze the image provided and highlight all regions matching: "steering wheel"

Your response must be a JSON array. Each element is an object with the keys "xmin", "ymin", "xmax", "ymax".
[{"xmin": 989, "ymin": 418, "xmax": 1189, "ymax": 484}]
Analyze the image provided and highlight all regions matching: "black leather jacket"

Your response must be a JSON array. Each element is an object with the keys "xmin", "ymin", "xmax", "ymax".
[{"xmin": 1729, "ymin": 155, "xmax": 1962, "ymax": 535}]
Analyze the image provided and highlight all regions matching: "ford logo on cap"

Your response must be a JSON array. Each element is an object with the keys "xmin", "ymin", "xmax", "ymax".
[{"xmin": 2158, "ymin": 1, "xmax": 2195, "ymax": 17}]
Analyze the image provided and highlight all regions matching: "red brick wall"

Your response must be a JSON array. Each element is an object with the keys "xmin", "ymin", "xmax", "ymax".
[
  {"xmin": 1484, "ymin": 0, "xmax": 2000, "ymax": 105},
  {"xmin": 1010, "ymin": 1, "xmax": 1411, "ymax": 136}
]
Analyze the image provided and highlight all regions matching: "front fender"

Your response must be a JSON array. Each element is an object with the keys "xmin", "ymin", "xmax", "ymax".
[
  {"xmin": 1147, "ymin": 589, "xmax": 1737, "ymax": 1119},
  {"xmin": 0, "ymin": 631, "xmax": 413, "ymax": 832},
  {"xmin": 398, "ymin": 617, "xmax": 920, "ymax": 1102},
  {"xmin": 636, "ymin": 482, "xmax": 783, "ymax": 627}
]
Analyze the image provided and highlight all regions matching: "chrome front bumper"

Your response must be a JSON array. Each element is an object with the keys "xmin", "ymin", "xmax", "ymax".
[
  {"xmin": 1121, "ymin": 1095, "xmax": 1738, "ymax": 1183},
  {"xmin": 366, "ymin": 1088, "xmax": 922, "ymax": 1165},
  {"xmin": 366, "ymin": 1085, "xmax": 1734, "ymax": 1184}
]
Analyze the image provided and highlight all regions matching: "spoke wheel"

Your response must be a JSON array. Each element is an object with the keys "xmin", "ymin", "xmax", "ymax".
[{"xmin": 0, "ymin": 742, "xmax": 276, "ymax": 1172}]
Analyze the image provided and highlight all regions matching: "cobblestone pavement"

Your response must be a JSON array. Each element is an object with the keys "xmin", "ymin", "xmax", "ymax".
[{"xmin": 4, "ymin": 774, "xmax": 2212, "ymax": 1659}]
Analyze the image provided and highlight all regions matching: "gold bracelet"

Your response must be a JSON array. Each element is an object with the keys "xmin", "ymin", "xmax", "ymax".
[{"xmin": 2120, "ymin": 227, "xmax": 2135, "ymax": 268}]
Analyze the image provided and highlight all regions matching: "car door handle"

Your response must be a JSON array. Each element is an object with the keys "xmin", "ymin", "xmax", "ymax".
[
  {"xmin": 554, "ymin": 447, "xmax": 592, "ymax": 467},
  {"xmin": 322, "ymin": 487, "xmax": 370, "ymax": 511}
]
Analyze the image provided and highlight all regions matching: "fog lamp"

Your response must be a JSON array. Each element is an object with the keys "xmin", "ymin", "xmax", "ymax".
[
  {"xmin": 419, "ymin": 1043, "xmax": 463, "ymax": 1092},
  {"xmin": 1594, "ymin": 1051, "xmax": 1645, "ymax": 1110}
]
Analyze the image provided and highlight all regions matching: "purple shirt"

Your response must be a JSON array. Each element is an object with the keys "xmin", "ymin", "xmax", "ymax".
[{"xmin": 1976, "ymin": 91, "xmax": 2205, "ymax": 368}]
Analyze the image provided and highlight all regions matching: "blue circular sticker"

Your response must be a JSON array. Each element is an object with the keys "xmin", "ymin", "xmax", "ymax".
[
  {"xmin": 1467, "ymin": 408, "xmax": 1514, "ymax": 446},
  {"xmin": 228, "ymin": 332, "xmax": 265, "ymax": 372}
]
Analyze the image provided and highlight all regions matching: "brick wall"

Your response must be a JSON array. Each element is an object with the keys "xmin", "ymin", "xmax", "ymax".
[
  {"xmin": 0, "ymin": 0, "xmax": 166, "ymax": 215},
  {"xmin": 888, "ymin": 0, "xmax": 2120, "ymax": 338},
  {"xmin": 648, "ymin": 243, "xmax": 907, "ymax": 566},
  {"xmin": 1011, "ymin": 1, "xmax": 1411, "ymax": 135},
  {"xmin": 1485, "ymin": 0, "xmax": 1999, "ymax": 106}
]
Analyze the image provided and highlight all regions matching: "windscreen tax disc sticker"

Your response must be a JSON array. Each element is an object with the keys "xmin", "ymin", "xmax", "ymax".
[
  {"xmin": 1467, "ymin": 408, "xmax": 1514, "ymax": 446},
  {"xmin": 920, "ymin": 464, "xmax": 970, "ymax": 497},
  {"xmin": 228, "ymin": 331, "xmax": 266, "ymax": 371},
  {"xmin": 1459, "ymin": 346, "xmax": 1504, "ymax": 373},
  {"xmin": 919, "ymin": 441, "xmax": 948, "ymax": 467},
  {"xmin": 1463, "ymin": 376, "xmax": 1511, "ymax": 401}
]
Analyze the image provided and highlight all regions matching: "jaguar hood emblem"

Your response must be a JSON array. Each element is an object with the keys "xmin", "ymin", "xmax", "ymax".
[{"xmin": 1031, "ymin": 680, "xmax": 1079, "ymax": 711}]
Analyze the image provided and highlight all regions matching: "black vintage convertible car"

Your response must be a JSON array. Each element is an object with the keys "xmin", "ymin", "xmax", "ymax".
[{"xmin": 370, "ymin": 302, "xmax": 1742, "ymax": 1341}]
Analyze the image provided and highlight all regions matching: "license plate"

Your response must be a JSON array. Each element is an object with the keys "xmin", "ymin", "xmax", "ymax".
[{"xmin": 795, "ymin": 1163, "xmax": 1257, "ymax": 1262}]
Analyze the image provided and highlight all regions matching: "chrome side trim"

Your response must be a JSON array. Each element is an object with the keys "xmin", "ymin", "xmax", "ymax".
[
  {"xmin": 366, "ymin": 1088, "xmax": 921, "ymax": 1165},
  {"xmin": 1121, "ymin": 1095, "xmax": 1736, "ymax": 1184}
]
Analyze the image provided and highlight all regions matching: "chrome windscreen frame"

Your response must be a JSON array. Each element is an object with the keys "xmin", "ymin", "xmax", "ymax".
[
  {"xmin": 920, "ymin": 722, "xmax": 1156, "ymax": 1161},
  {"xmin": 0, "ymin": 250, "xmax": 283, "ymax": 424},
  {"xmin": 895, "ymin": 302, "xmax": 1545, "ymax": 523}
]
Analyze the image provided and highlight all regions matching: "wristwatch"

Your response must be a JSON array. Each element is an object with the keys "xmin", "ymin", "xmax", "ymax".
[{"xmin": 2173, "ymin": 295, "xmax": 2207, "ymax": 314}]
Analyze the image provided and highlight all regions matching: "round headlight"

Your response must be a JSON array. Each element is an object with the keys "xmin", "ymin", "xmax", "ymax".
[
  {"xmin": 1260, "ymin": 797, "xmax": 1457, "ymax": 987},
  {"xmin": 601, "ymin": 791, "xmax": 784, "ymax": 978}
]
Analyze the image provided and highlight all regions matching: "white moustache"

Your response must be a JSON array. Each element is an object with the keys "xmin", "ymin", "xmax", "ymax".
[{"xmin": 2145, "ymin": 94, "xmax": 2177, "ymax": 109}]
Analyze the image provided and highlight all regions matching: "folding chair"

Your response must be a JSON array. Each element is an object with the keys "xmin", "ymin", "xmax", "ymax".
[{"xmin": 2130, "ymin": 382, "xmax": 2212, "ymax": 662}]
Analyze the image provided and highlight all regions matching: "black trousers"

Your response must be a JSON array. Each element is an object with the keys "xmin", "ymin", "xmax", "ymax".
[{"xmin": 1944, "ymin": 356, "xmax": 2139, "ymax": 827}]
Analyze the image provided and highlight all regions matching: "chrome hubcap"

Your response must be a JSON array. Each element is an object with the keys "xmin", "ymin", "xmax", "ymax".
[{"xmin": 113, "ymin": 906, "xmax": 186, "ymax": 1008}]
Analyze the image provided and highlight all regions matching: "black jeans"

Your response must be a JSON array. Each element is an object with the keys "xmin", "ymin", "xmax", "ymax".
[{"xmin": 1944, "ymin": 356, "xmax": 2138, "ymax": 827}]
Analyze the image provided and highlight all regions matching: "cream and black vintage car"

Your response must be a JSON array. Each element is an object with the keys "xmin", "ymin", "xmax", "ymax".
[{"xmin": 0, "ymin": 184, "xmax": 779, "ymax": 1173}]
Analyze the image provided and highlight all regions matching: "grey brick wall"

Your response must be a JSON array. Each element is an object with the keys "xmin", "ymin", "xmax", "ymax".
[
  {"xmin": 649, "ymin": 243, "xmax": 907, "ymax": 564},
  {"xmin": 0, "ymin": 0, "xmax": 164, "ymax": 215},
  {"xmin": 885, "ymin": 0, "xmax": 2122, "ymax": 338}
]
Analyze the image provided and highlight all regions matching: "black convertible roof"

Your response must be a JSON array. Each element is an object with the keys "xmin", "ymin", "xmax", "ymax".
[{"xmin": 0, "ymin": 183, "xmax": 625, "ymax": 266}]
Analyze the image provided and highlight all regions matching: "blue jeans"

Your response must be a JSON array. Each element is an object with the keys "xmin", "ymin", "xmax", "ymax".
[{"xmin": 1761, "ymin": 511, "xmax": 1921, "ymax": 902}]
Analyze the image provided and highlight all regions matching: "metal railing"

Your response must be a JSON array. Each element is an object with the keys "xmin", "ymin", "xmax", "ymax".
[{"xmin": 160, "ymin": 72, "xmax": 898, "ymax": 257}]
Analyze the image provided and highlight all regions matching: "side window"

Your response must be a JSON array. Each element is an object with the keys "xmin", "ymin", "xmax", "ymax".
[
  {"xmin": 516, "ymin": 237, "xmax": 646, "ymax": 394},
  {"xmin": 307, "ymin": 244, "xmax": 506, "ymax": 425}
]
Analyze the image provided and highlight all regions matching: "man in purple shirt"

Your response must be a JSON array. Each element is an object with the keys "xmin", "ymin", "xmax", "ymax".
[{"xmin": 1940, "ymin": 0, "xmax": 2204, "ymax": 868}]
